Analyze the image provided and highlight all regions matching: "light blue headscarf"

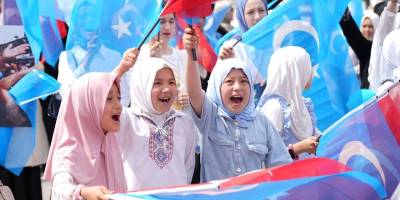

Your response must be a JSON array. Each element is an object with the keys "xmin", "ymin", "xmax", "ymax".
[
  {"xmin": 206, "ymin": 58, "xmax": 256, "ymax": 128},
  {"xmin": 235, "ymin": 0, "xmax": 268, "ymax": 32}
]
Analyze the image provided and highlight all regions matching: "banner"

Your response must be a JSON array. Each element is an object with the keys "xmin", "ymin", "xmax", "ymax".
[
  {"xmin": 0, "ymin": 25, "xmax": 59, "ymax": 175},
  {"xmin": 317, "ymin": 82, "xmax": 400, "ymax": 196}
]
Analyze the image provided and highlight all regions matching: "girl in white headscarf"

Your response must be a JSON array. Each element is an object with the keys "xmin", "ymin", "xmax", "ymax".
[
  {"xmin": 257, "ymin": 46, "xmax": 320, "ymax": 159},
  {"xmin": 349, "ymin": 11, "xmax": 379, "ymax": 76},
  {"xmin": 116, "ymin": 57, "xmax": 198, "ymax": 190},
  {"xmin": 361, "ymin": 11, "xmax": 380, "ymax": 41},
  {"xmin": 126, "ymin": 10, "xmax": 200, "ymax": 110}
]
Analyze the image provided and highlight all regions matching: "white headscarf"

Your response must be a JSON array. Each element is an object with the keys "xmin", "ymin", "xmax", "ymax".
[
  {"xmin": 130, "ymin": 57, "xmax": 176, "ymax": 124},
  {"xmin": 263, "ymin": 46, "xmax": 313, "ymax": 140},
  {"xmin": 361, "ymin": 11, "xmax": 379, "ymax": 31}
]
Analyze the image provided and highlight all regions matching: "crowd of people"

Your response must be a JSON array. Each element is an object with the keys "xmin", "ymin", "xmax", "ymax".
[{"xmin": 1, "ymin": 0, "xmax": 399, "ymax": 199}]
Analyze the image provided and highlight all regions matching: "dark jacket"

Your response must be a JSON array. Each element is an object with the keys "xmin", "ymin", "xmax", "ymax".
[{"xmin": 340, "ymin": 9, "xmax": 372, "ymax": 89}]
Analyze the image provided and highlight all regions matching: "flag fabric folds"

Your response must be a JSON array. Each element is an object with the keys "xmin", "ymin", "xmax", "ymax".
[
  {"xmin": 317, "ymin": 81, "xmax": 400, "ymax": 196},
  {"xmin": 197, "ymin": 29, "xmax": 217, "ymax": 73},
  {"xmin": 38, "ymin": 0, "xmax": 64, "ymax": 65},
  {"xmin": 3, "ymin": 0, "xmax": 23, "ymax": 25},
  {"xmin": 108, "ymin": 158, "xmax": 386, "ymax": 199},
  {"xmin": 14, "ymin": 0, "xmax": 42, "ymax": 63},
  {"xmin": 239, "ymin": 0, "xmax": 360, "ymax": 130},
  {"xmin": 348, "ymin": 0, "xmax": 364, "ymax": 27},
  {"xmin": 9, "ymin": 70, "xmax": 61, "ymax": 105},
  {"xmin": 110, "ymin": 171, "xmax": 386, "ymax": 200},
  {"xmin": 176, "ymin": 17, "xmax": 217, "ymax": 73},
  {"xmin": 65, "ymin": 0, "xmax": 162, "ymax": 71},
  {"xmin": 204, "ymin": 5, "xmax": 230, "ymax": 38},
  {"xmin": 98, "ymin": 0, "xmax": 163, "ymax": 54},
  {"xmin": 61, "ymin": 0, "xmax": 162, "ymax": 76},
  {"xmin": 0, "ymin": 101, "xmax": 37, "ymax": 175},
  {"xmin": 15, "ymin": 0, "xmax": 64, "ymax": 65},
  {"xmin": 0, "ymin": 70, "xmax": 60, "ymax": 175},
  {"xmin": 219, "ymin": 158, "xmax": 351, "ymax": 189},
  {"xmin": 162, "ymin": 0, "xmax": 215, "ymax": 17}
]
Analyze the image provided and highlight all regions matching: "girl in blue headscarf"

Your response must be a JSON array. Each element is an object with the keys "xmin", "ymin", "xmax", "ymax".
[
  {"xmin": 218, "ymin": 0, "xmax": 270, "ymax": 103},
  {"xmin": 183, "ymin": 27, "xmax": 292, "ymax": 182}
]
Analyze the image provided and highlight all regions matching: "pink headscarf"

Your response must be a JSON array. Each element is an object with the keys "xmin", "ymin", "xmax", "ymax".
[{"xmin": 43, "ymin": 72, "xmax": 126, "ymax": 192}]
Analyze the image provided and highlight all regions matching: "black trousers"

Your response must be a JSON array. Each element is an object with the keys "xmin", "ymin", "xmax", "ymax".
[{"xmin": 0, "ymin": 166, "xmax": 42, "ymax": 200}]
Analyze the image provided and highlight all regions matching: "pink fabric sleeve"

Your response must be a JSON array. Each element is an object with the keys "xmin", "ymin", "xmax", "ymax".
[{"xmin": 52, "ymin": 172, "xmax": 84, "ymax": 200}]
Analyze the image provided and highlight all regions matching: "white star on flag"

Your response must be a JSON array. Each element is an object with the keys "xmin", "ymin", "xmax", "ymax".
[{"xmin": 112, "ymin": 16, "xmax": 132, "ymax": 39}]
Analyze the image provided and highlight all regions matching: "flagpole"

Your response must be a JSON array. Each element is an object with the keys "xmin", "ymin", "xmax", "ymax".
[
  {"xmin": 138, "ymin": 18, "xmax": 161, "ymax": 50},
  {"xmin": 138, "ymin": 0, "xmax": 173, "ymax": 50},
  {"xmin": 267, "ymin": 0, "xmax": 281, "ymax": 10},
  {"xmin": 232, "ymin": 37, "xmax": 242, "ymax": 48},
  {"xmin": 188, "ymin": 24, "xmax": 198, "ymax": 61}
]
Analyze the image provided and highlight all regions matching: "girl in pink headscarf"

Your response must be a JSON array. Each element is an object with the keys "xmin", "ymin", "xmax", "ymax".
[{"xmin": 43, "ymin": 48, "xmax": 139, "ymax": 200}]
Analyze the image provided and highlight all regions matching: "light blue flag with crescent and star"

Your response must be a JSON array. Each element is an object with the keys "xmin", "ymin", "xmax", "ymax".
[
  {"xmin": 241, "ymin": 0, "xmax": 361, "ymax": 130},
  {"xmin": 98, "ymin": 0, "xmax": 163, "ymax": 53},
  {"xmin": 65, "ymin": 0, "xmax": 162, "ymax": 74}
]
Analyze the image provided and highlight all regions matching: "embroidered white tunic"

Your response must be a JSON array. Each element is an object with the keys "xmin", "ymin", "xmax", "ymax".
[{"xmin": 116, "ymin": 108, "xmax": 198, "ymax": 190}]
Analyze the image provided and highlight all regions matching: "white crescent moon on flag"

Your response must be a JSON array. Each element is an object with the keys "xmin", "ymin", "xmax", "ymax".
[
  {"xmin": 338, "ymin": 141, "xmax": 386, "ymax": 185},
  {"xmin": 272, "ymin": 20, "xmax": 320, "ymax": 64},
  {"xmin": 329, "ymin": 29, "xmax": 347, "ymax": 54}
]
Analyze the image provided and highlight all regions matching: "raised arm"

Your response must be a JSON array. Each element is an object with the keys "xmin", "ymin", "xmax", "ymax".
[
  {"xmin": 340, "ymin": 8, "xmax": 371, "ymax": 61},
  {"xmin": 374, "ymin": 0, "xmax": 398, "ymax": 46},
  {"xmin": 369, "ymin": 0, "xmax": 398, "ymax": 90},
  {"xmin": 113, "ymin": 48, "xmax": 139, "ymax": 80},
  {"xmin": 182, "ymin": 28, "xmax": 204, "ymax": 116}
]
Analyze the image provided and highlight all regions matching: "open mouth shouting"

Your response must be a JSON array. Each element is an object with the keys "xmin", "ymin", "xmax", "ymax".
[
  {"xmin": 230, "ymin": 95, "xmax": 244, "ymax": 104},
  {"xmin": 153, "ymin": 95, "xmax": 175, "ymax": 113},
  {"xmin": 226, "ymin": 93, "xmax": 248, "ymax": 113},
  {"xmin": 159, "ymin": 97, "xmax": 172, "ymax": 105},
  {"xmin": 111, "ymin": 114, "xmax": 120, "ymax": 122}
]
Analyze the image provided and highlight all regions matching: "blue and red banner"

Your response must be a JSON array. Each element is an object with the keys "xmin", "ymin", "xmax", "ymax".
[
  {"xmin": 317, "ymin": 81, "xmax": 400, "ymax": 196},
  {"xmin": 109, "ymin": 158, "xmax": 386, "ymax": 199},
  {"xmin": 110, "ymin": 172, "xmax": 385, "ymax": 200}
]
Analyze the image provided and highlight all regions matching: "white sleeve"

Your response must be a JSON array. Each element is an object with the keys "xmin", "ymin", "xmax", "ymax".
[
  {"xmin": 51, "ymin": 172, "xmax": 83, "ymax": 200},
  {"xmin": 177, "ymin": 49, "xmax": 189, "ymax": 92},
  {"xmin": 369, "ymin": 8, "xmax": 398, "ymax": 90},
  {"xmin": 120, "ymin": 69, "xmax": 132, "ymax": 107},
  {"xmin": 260, "ymin": 99, "xmax": 283, "ymax": 133},
  {"xmin": 58, "ymin": 51, "xmax": 77, "ymax": 98}
]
